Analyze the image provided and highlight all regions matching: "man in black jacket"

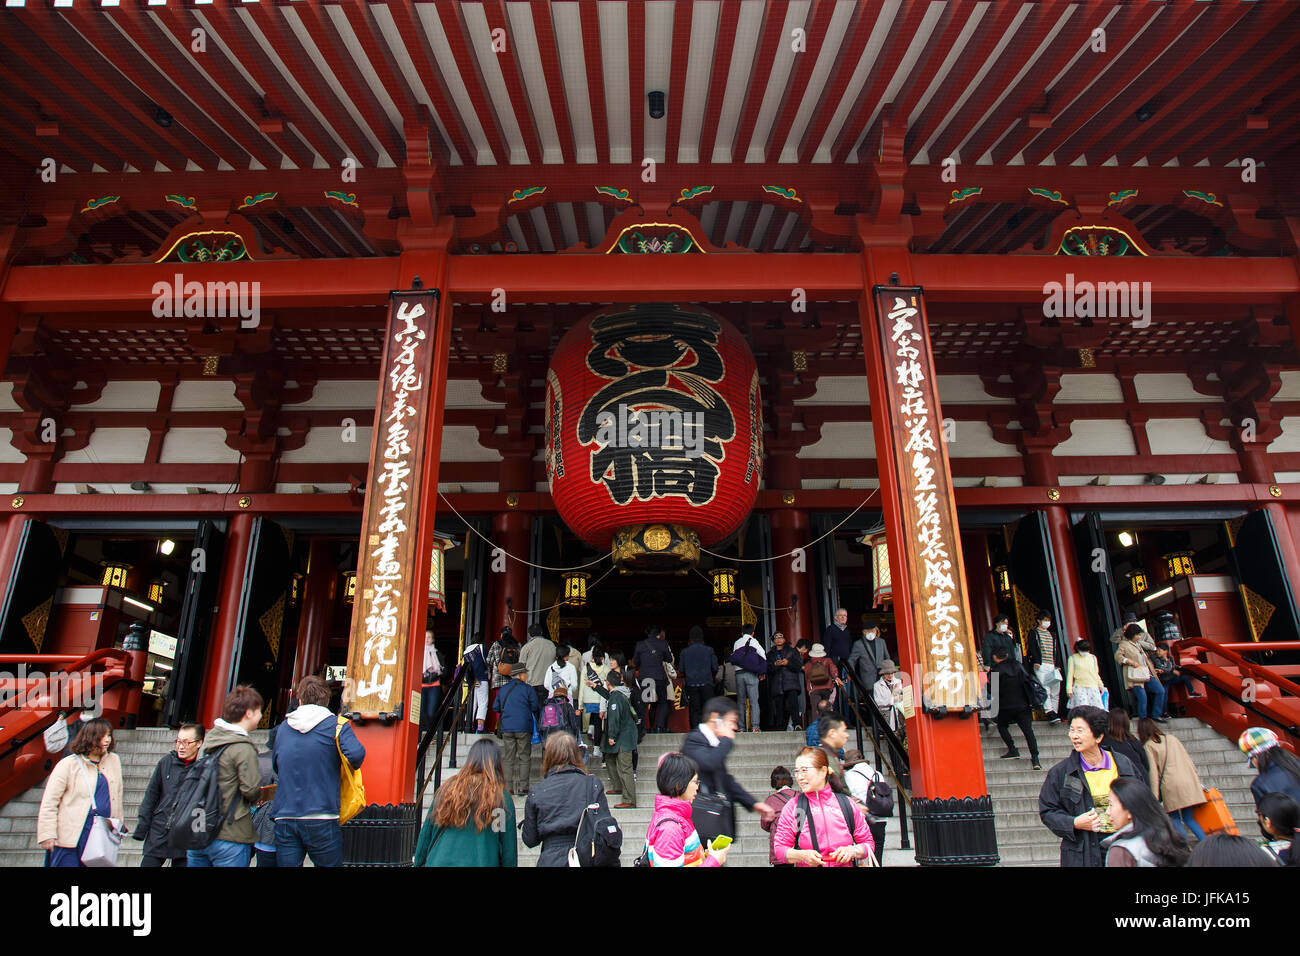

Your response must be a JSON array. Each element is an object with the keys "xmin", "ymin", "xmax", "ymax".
[
  {"xmin": 679, "ymin": 626, "xmax": 718, "ymax": 729},
  {"xmin": 633, "ymin": 624, "xmax": 675, "ymax": 734},
  {"xmin": 1038, "ymin": 706, "xmax": 1143, "ymax": 867},
  {"xmin": 990, "ymin": 651, "xmax": 1040, "ymax": 769},
  {"xmin": 133, "ymin": 723, "xmax": 204, "ymax": 866},
  {"xmin": 766, "ymin": 632, "xmax": 804, "ymax": 731},
  {"xmin": 681, "ymin": 698, "xmax": 773, "ymax": 841}
]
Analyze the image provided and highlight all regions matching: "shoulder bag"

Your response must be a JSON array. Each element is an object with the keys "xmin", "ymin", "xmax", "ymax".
[
  {"xmin": 336, "ymin": 716, "xmax": 366, "ymax": 825},
  {"xmin": 76, "ymin": 758, "xmax": 123, "ymax": 867}
]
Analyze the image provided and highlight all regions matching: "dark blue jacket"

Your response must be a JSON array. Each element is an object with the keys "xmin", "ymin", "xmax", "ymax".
[
  {"xmin": 680, "ymin": 641, "xmax": 719, "ymax": 686},
  {"xmin": 1252, "ymin": 763, "xmax": 1300, "ymax": 810},
  {"xmin": 822, "ymin": 623, "xmax": 851, "ymax": 666},
  {"xmin": 495, "ymin": 679, "xmax": 540, "ymax": 734},
  {"xmin": 272, "ymin": 705, "xmax": 365, "ymax": 820}
]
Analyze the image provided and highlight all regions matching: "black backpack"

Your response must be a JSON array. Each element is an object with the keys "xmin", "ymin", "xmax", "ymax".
[
  {"xmin": 1022, "ymin": 664, "xmax": 1049, "ymax": 709},
  {"xmin": 164, "ymin": 743, "xmax": 239, "ymax": 851},
  {"xmin": 571, "ymin": 777, "xmax": 622, "ymax": 866},
  {"xmin": 850, "ymin": 765, "xmax": 895, "ymax": 818}
]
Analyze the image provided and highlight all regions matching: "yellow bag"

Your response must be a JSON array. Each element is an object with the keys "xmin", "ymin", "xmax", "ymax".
[{"xmin": 337, "ymin": 716, "xmax": 365, "ymax": 825}]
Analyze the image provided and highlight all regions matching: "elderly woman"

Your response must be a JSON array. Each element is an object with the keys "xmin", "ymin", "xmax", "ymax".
[
  {"xmin": 1115, "ymin": 623, "xmax": 1166, "ymax": 720},
  {"xmin": 1038, "ymin": 706, "xmax": 1144, "ymax": 867},
  {"xmin": 37, "ymin": 717, "xmax": 124, "ymax": 867},
  {"xmin": 772, "ymin": 747, "xmax": 874, "ymax": 867}
]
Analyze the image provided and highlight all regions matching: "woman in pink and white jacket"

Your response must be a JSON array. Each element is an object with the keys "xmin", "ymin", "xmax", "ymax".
[
  {"xmin": 641, "ymin": 753, "xmax": 729, "ymax": 867},
  {"xmin": 773, "ymin": 747, "xmax": 874, "ymax": 867}
]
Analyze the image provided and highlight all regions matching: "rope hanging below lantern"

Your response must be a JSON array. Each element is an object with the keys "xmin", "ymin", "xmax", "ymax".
[
  {"xmin": 438, "ymin": 492, "xmax": 609, "ymax": 572},
  {"xmin": 510, "ymin": 564, "xmax": 619, "ymax": 618},
  {"xmin": 696, "ymin": 490, "xmax": 879, "ymax": 563},
  {"xmin": 688, "ymin": 566, "xmax": 794, "ymax": 613}
]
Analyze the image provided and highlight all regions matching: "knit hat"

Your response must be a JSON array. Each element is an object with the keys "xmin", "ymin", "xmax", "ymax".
[
  {"xmin": 880, "ymin": 660, "xmax": 897, "ymax": 675},
  {"xmin": 1239, "ymin": 727, "xmax": 1279, "ymax": 764},
  {"xmin": 809, "ymin": 643, "xmax": 827, "ymax": 658}
]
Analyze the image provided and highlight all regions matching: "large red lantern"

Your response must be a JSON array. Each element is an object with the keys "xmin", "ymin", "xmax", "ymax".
[{"xmin": 545, "ymin": 303, "xmax": 763, "ymax": 571}]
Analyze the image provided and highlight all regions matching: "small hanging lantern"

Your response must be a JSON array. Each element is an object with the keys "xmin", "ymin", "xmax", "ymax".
[
  {"xmin": 1127, "ymin": 569, "xmax": 1149, "ymax": 596},
  {"xmin": 342, "ymin": 571, "xmax": 357, "ymax": 604},
  {"xmin": 101, "ymin": 563, "xmax": 131, "ymax": 589},
  {"xmin": 867, "ymin": 532, "xmax": 892, "ymax": 608},
  {"xmin": 147, "ymin": 578, "xmax": 166, "ymax": 603},
  {"xmin": 1164, "ymin": 551, "xmax": 1195, "ymax": 579},
  {"xmin": 562, "ymin": 571, "xmax": 590, "ymax": 608},
  {"xmin": 994, "ymin": 565, "xmax": 1012, "ymax": 602},
  {"xmin": 428, "ymin": 534, "xmax": 456, "ymax": 612},
  {"xmin": 709, "ymin": 568, "xmax": 738, "ymax": 605}
]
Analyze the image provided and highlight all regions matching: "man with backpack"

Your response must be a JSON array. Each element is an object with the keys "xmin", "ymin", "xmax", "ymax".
[
  {"xmin": 462, "ymin": 637, "xmax": 491, "ymax": 734},
  {"xmin": 494, "ymin": 662, "xmax": 541, "ymax": 796},
  {"xmin": 271, "ymin": 675, "xmax": 366, "ymax": 867},
  {"xmin": 679, "ymin": 626, "xmax": 719, "ymax": 730},
  {"xmin": 803, "ymin": 644, "xmax": 839, "ymax": 727},
  {"xmin": 540, "ymin": 682, "xmax": 581, "ymax": 744},
  {"xmin": 133, "ymin": 722, "xmax": 204, "ymax": 867},
  {"xmin": 990, "ymin": 649, "xmax": 1042, "ymax": 770},
  {"xmin": 843, "ymin": 749, "xmax": 893, "ymax": 865},
  {"xmin": 633, "ymin": 624, "xmax": 675, "ymax": 734},
  {"xmin": 730, "ymin": 627, "xmax": 767, "ymax": 732},
  {"xmin": 182, "ymin": 685, "xmax": 264, "ymax": 867}
]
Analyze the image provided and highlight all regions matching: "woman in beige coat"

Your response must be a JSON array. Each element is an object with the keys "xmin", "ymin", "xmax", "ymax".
[
  {"xmin": 1138, "ymin": 717, "xmax": 1207, "ymax": 843},
  {"xmin": 1115, "ymin": 623, "xmax": 1167, "ymax": 720},
  {"xmin": 37, "ymin": 717, "xmax": 124, "ymax": 867}
]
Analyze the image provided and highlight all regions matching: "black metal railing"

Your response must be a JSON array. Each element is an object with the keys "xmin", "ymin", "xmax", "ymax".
[
  {"xmin": 836, "ymin": 660, "xmax": 913, "ymax": 850},
  {"xmin": 414, "ymin": 662, "xmax": 471, "ymax": 806}
]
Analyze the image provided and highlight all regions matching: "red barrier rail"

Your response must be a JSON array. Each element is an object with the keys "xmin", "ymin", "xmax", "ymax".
[{"xmin": 1173, "ymin": 637, "xmax": 1300, "ymax": 754}]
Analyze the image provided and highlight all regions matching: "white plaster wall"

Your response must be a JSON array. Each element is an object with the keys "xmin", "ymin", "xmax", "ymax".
[
  {"xmin": 0, "ymin": 428, "xmax": 25, "ymax": 463},
  {"xmin": 1145, "ymin": 418, "xmax": 1232, "ymax": 455},
  {"xmin": 280, "ymin": 426, "xmax": 374, "ymax": 463},
  {"xmin": 0, "ymin": 382, "xmax": 18, "ymax": 412},
  {"xmin": 440, "ymin": 425, "xmax": 503, "ymax": 462},
  {"xmin": 1052, "ymin": 420, "xmax": 1138, "ymax": 456},
  {"xmin": 794, "ymin": 376, "xmax": 870, "ymax": 405},
  {"xmin": 947, "ymin": 420, "xmax": 1021, "ymax": 458},
  {"xmin": 1055, "ymin": 373, "xmax": 1124, "ymax": 404},
  {"xmin": 61, "ymin": 427, "xmax": 152, "ymax": 463},
  {"xmin": 796, "ymin": 421, "xmax": 875, "ymax": 458},
  {"xmin": 71, "ymin": 381, "xmax": 161, "ymax": 411},
  {"xmin": 158, "ymin": 428, "xmax": 242, "ymax": 463},
  {"xmin": 171, "ymin": 380, "xmax": 243, "ymax": 411},
  {"xmin": 283, "ymin": 380, "xmax": 376, "ymax": 409},
  {"xmin": 1276, "ymin": 371, "xmax": 1300, "ymax": 401},
  {"xmin": 1132, "ymin": 373, "xmax": 1208, "ymax": 403},
  {"xmin": 936, "ymin": 374, "xmax": 1015, "ymax": 405},
  {"xmin": 1269, "ymin": 417, "xmax": 1300, "ymax": 453}
]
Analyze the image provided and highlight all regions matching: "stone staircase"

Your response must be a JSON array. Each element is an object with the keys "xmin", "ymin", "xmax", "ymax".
[
  {"xmin": 424, "ymin": 729, "xmax": 918, "ymax": 867},
  {"xmin": 0, "ymin": 728, "xmax": 269, "ymax": 868},
  {"xmin": 982, "ymin": 717, "xmax": 1260, "ymax": 866}
]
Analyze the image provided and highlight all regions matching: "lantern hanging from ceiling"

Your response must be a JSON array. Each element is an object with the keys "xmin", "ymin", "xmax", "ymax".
[
  {"xmin": 101, "ymin": 563, "xmax": 131, "ymax": 589},
  {"xmin": 994, "ymin": 565, "xmax": 1012, "ymax": 602},
  {"xmin": 709, "ymin": 568, "xmax": 738, "ymax": 605},
  {"xmin": 545, "ymin": 303, "xmax": 764, "ymax": 572},
  {"xmin": 1164, "ymin": 551, "xmax": 1195, "ymax": 579},
  {"xmin": 428, "ymin": 534, "xmax": 456, "ymax": 612},
  {"xmin": 867, "ymin": 532, "xmax": 892, "ymax": 608},
  {"xmin": 147, "ymin": 578, "xmax": 166, "ymax": 603},
  {"xmin": 1127, "ymin": 569, "xmax": 1149, "ymax": 596},
  {"xmin": 563, "ymin": 572, "xmax": 590, "ymax": 607}
]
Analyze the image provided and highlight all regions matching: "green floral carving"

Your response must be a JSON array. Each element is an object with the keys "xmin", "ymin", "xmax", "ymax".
[
  {"xmin": 238, "ymin": 191, "xmax": 277, "ymax": 210},
  {"xmin": 761, "ymin": 185, "xmax": 801, "ymax": 202},
  {"xmin": 1183, "ymin": 189, "xmax": 1223, "ymax": 207},
  {"xmin": 1058, "ymin": 226, "xmax": 1142, "ymax": 257},
  {"xmin": 1028, "ymin": 187, "xmax": 1067, "ymax": 204},
  {"xmin": 165, "ymin": 194, "xmax": 196, "ymax": 210},
  {"xmin": 616, "ymin": 230, "xmax": 695, "ymax": 254},
  {"xmin": 177, "ymin": 235, "xmax": 249, "ymax": 263},
  {"xmin": 325, "ymin": 190, "xmax": 358, "ymax": 207},
  {"xmin": 1107, "ymin": 189, "xmax": 1138, "ymax": 206},
  {"xmin": 948, "ymin": 187, "xmax": 982, "ymax": 203},
  {"xmin": 595, "ymin": 186, "xmax": 630, "ymax": 202},
  {"xmin": 80, "ymin": 195, "xmax": 119, "ymax": 213},
  {"xmin": 678, "ymin": 185, "xmax": 714, "ymax": 201},
  {"xmin": 509, "ymin": 186, "xmax": 546, "ymax": 203}
]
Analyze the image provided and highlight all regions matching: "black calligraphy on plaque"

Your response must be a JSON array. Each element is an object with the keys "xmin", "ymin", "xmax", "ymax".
[{"xmin": 577, "ymin": 307, "xmax": 735, "ymax": 506}]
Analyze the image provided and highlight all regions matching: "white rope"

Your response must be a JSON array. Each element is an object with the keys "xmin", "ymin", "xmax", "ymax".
[
  {"xmin": 510, "ymin": 565, "xmax": 618, "ymax": 615},
  {"xmin": 688, "ymin": 566, "xmax": 793, "ymax": 612},
  {"xmin": 437, "ymin": 492, "xmax": 608, "ymax": 571},
  {"xmin": 697, "ymin": 489, "xmax": 879, "ymax": 563}
]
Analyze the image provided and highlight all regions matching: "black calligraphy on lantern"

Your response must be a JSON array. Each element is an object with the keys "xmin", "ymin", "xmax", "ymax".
[{"xmin": 577, "ymin": 308, "xmax": 735, "ymax": 506}]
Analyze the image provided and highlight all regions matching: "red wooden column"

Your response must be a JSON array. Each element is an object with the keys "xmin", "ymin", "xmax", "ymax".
[
  {"xmin": 1239, "ymin": 444, "xmax": 1300, "ymax": 603},
  {"xmin": 196, "ymin": 510, "xmax": 255, "ymax": 727},
  {"xmin": 290, "ymin": 538, "xmax": 338, "ymax": 688},
  {"xmin": 961, "ymin": 531, "xmax": 997, "ymax": 637},
  {"xmin": 491, "ymin": 454, "xmax": 534, "ymax": 643},
  {"xmin": 1025, "ymin": 450, "xmax": 1091, "ymax": 655},
  {"xmin": 768, "ymin": 452, "xmax": 813, "ymax": 646},
  {"xmin": 856, "ymin": 239, "xmax": 994, "ymax": 865}
]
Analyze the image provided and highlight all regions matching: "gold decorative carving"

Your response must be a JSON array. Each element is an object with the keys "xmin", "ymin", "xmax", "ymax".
[
  {"xmin": 23, "ymin": 596, "xmax": 52, "ymax": 652},
  {"xmin": 1047, "ymin": 488, "xmax": 1061, "ymax": 501},
  {"xmin": 643, "ymin": 525, "xmax": 672, "ymax": 551},
  {"xmin": 259, "ymin": 593, "xmax": 286, "ymax": 660},
  {"xmin": 238, "ymin": 496, "xmax": 252, "ymax": 508},
  {"xmin": 1240, "ymin": 584, "xmax": 1275, "ymax": 642},
  {"xmin": 612, "ymin": 524, "xmax": 700, "ymax": 573},
  {"xmin": 11, "ymin": 496, "xmax": 23, "ymax": 509}
]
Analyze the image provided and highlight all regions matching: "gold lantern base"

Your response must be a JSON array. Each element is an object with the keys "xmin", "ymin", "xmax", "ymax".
[{"xmin": 612, "ymin": 523, "xmax": 700, "ymax": 573}]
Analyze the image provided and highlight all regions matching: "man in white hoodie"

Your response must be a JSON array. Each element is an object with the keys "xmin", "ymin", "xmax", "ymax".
[
  {"xmin": 271, "ymin": 675, "xmax": 366, "ymax": 867},
  {"xmin": 730, "ymin": 627, "xmax": 767, "ymax": 732}
]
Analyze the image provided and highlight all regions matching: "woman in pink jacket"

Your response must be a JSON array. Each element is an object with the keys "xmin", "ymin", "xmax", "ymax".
[
  {"xmin": 642, "ymin": 753, "xmax": 729, "ymax": 867},
  {"xmin": 774, "ymin": 747, "xmax": 874, "ymax": 866}
]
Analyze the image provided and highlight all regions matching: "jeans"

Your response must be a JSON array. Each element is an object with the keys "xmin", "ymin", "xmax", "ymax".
[
  {"xmin": 501, "ymin": 731, "xmax": 532, "ymax": 794},
  {"xmin": 274, "ymin": 818, "xmax": 344, "ymax": 867},
  {"xmin": 140, "ymin": 853, "xmax": 187, "ymax": 867},
  {"xmin": 187, "ymin": 839, "xmax": 252, "ymax": 867},
  {"xmin": 648, "ymin": 679, "xmax": 670, "ymax": 732},
  {"xmin": 1127, "ymin": 677, "xmax": 1167, "ymax": 719},
  {"xmin": 996, "ymin": 707, "xmax": 1039, "ymax": 763},
  {"xmin": 1168, "ymin": 807, "xmax": 1206, "ymax": 841},
  {"xmin": 736, "ymin": 672, "xmax": 760, "ymax": 731},
  {"xmin": 420, "ymin": 686, "xmax": 443, "ymax": 732}
]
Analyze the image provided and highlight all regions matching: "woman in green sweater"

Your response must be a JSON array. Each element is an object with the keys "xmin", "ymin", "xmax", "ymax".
[{"xmin": 414, "ymin": 738, "xmax": 517, "ymax": 867}]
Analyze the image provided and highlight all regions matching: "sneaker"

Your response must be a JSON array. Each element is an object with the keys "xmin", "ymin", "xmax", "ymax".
[
  {"xmin": 1032, "ymin": 763, "xmax": 1043, "ymax": 771},
  {"xmin": 998, "ymin": 750, "xmax": 1021, "ymax": 759},
  {"xmin": 613, "ymin": 803, "xmax": 636, "ymax": 809}
]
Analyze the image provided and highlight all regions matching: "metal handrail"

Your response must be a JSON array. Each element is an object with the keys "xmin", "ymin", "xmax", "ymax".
[
  {"xmin": 414, "ymin": 662, "xmax": 470, "ymax": 799},
  {"xmin": 835, "ymin": 659, "xmax": 912, "ymax": 850}
]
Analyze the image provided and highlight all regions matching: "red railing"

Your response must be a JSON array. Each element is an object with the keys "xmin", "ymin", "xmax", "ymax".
[
  {"xmin": 1173, "ymin": 637, "xmax": 1300, "ymax": 754},
  {"xmin": 0, "ymin": 648, "xmax": 146, "ymax": 808}
]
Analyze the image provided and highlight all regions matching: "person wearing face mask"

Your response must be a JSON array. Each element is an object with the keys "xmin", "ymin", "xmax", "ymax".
[
  {"xmin": 982, "ymin": 615, "xmax": 1020, "ymax": 666},
  {"xmin": 133, "ymin": 723, "xmax": 205, "ymax": 867}
]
